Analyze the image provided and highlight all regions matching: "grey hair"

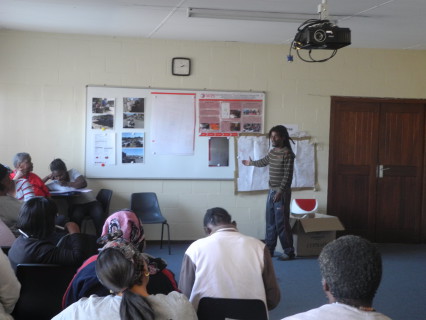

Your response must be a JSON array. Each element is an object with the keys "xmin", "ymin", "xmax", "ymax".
[
  {"xmin": 318, "ymin": 235, "xmax": 382, "ymax": 304},
  {"xmin": 13, "ymin": 152, "xmax": 31, "ymax": 168}
]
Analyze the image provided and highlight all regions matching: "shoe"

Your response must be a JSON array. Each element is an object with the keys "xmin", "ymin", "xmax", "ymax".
[{"xmin": 277, "ymin": 253, "xmax": 295, "ymax": 261}]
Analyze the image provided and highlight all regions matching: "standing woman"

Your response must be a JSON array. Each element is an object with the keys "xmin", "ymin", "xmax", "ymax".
[
  {"xmin": 44, "ymin": 158, "xmax": 106, "ymax": 236},
  {"xmin": 242, "ymin": 125, "xmax": 296, "ymax": 260}
]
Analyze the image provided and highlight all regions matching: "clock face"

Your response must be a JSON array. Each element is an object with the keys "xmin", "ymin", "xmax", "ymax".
[{"xmin": 172, "ymin": 58, "xmax": 191, "ymax": 76}]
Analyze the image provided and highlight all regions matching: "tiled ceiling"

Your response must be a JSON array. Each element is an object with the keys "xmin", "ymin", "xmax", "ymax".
[{"xmin": 1, "ymin": 0, "xmax": 425, "ymax": 50}]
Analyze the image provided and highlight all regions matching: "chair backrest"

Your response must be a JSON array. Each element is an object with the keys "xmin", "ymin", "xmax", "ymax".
[
  {"xmin": 130, "ymin": 192, "xmax": 166, "ymax": 224},
  {"xmin": 13, "ymin": 264, "xmax": 77, "ymax": 320},
  {"xmin": 290, "ymin": 199, "xmax": 318, "ymax": 215},
  {"xmin": 197, "ymin": 297, "xmax": 268, "ymax": 320},
  {"xmin": 96, "ymin": 188, "xmax": 113, "ymax": 214}
]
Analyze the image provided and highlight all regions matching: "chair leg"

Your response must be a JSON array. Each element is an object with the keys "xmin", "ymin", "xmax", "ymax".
[
  {"xmin": 166, "ymin": 222, "xmax": 171, "ymax": 255},
  {"xmin": 160, "ymin": 223, "xmax": 164, "ymax": 249},
  {"xmin": 160, "ymin": 222, "xmax": 171, "ymax": 255}
]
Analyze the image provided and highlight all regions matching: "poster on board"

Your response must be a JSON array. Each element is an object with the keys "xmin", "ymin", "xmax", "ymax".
[{"xmin": 198, "ymin": 92, "xmax": 264, "ymax": 136}]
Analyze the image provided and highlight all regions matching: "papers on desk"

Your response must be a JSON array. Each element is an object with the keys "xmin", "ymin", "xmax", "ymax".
[
  {"xmin": 47, "ymin": 181, "xmax": 92, "ymax": 196},
  {"xmin": 49, "ymin": 189, "xmax": 92, "ymax": 196}
]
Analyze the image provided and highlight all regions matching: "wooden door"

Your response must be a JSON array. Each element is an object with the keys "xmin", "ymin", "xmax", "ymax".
[
  {"xmin": 328, "ymin": 97, "xmax": 425, "ymax": 243},
  {"xmin": 376, "ymin": 103, "xmax": 424, "ymax": 242}
]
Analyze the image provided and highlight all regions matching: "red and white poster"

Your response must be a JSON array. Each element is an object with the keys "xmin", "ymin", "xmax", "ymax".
[{"xmin": 198, "ymin": 92, "xmax": 264, "ymax": 137}]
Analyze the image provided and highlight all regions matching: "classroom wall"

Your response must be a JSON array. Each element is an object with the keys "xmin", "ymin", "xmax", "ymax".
[{"xmin": 1, "ymin": 30, "xmax": 425, "ymax": 241}]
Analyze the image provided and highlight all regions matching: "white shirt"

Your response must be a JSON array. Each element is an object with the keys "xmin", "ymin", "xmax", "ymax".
[
  {"xmin": 52, "ymin": 291, "xmax": 197, "ymax": 320},
  {"xmin": 179, "ymin": 228, "xmax": 280, "ymax": 310},
  {"xmin": 282, "ymin": 302, "xmax": 392, "ymax": 320}
]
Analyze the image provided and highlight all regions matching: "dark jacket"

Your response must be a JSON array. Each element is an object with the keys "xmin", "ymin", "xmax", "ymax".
[
  {"xmin": 62, "ymin": 254, "xmax": 179, "ymax": 309},
  {"xmin": 8, "ymin": 233, "xmax": 97, "ymax": 272}
]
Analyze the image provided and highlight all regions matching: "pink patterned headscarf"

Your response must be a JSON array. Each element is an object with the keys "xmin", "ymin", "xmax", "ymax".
[{"xmin": 101, "ymin": 210, "xmax": 145, "ymax": 251}]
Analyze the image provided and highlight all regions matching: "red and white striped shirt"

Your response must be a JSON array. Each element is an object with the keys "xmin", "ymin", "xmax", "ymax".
[{"xmin": 15, "ymin": 178, "xmax": 35, "ymax": 201}]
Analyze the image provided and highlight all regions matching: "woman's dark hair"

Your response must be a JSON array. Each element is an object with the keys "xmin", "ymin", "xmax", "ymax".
[
  {"xmin": 203, "ymin": 207, "xmax": 232, "ymax": 227},
  {"xmin": 17, "ymin": 197, "xmax": 57, "ymax": 239},
  {"xmin": 49, "ymin": 158, "xmax": 67, "ymax": 172},
  {"xmin": 96, "ymin": 245, "xmax": 154, "ymax": 320},
  {"xmin": 0, "ymin": 164, "xmax": 11, "ymax": 192},
  {"xmin": 268, "ymin": 125, "xmax": 294, "ymax": 151}
]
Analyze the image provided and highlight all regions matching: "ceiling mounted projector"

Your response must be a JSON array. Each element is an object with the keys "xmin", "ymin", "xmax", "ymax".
[
  {"xmin": 287, "ymin": 0, "xmax": 351, "ymax": 62},
  {"xmin": 293, "ymin": 20, "xmax": 351, "ymax": 50}
]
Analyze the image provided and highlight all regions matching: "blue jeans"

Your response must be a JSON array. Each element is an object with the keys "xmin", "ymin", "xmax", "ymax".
[{"xmin": 265, "ymin": 189, "xmax": 294, "ymax": 256}]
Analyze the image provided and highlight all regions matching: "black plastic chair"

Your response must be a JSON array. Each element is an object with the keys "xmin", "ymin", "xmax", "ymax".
[
  {"xmin": 96, "ymin": 188, "xmax": 113, "ymax": 215},
  {"xmin": 197, "ymin": 297, "xmax": 268, "ymax": 320},
  {"xmin": 12, "ymin": 264, "xmax": 77, "ymax": 320},
  {"xmin": 80, "ymin": 188, "xmax": 113, "ymax": 235},
  {"xmin": 130, "ymin": 192, "xmax": 171, "ymax": 254}
]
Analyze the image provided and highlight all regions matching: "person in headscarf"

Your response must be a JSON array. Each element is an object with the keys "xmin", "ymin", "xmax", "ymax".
[{"xmin": 62, "ymin": 209, "xmax": 179, "ymax": 309}]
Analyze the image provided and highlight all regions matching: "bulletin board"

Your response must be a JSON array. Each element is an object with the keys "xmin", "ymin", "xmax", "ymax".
[{"xmin": 85, "ymin": 86, "xmax": 265, "ymax": 180}]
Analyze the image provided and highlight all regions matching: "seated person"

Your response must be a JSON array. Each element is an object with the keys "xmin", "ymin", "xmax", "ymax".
[
  {"xmin": 10, "ymin": 152, "xmax": 50, "ymax": 197},
  {"xmin": 12, "ymin": 177, "xmax": 35, "ymax": 201},
  {"xmin": 44, "ymin": 158, "xmax": 105, "ymax": 236},
  {"xmin": 282, "ymin": 235, "xmax": 391, "ymax": 320},
  {"xmin": 3, "ymin": 164, "xmax": 35, "ymax": 202},
  {"xmin": 0, "ymin": 163, "xmax": 23, "ymax": 237},
  {"xmin": 0, "ymin": 248, "xmax": 20, "ymax": 320},
  {"xmin": 62, "ymin": 210, "xmax": 179, "ymax": 309},
  {"xmin": 179, "ymin": 207, "xmax": 280, "ymax": 310},
  {"xmin": 8, "ymin": 197, "xmax": 98, "ymax": 272},
  {"xmin": 53, "ymin": 241, "xmax": 197, "ymax": 320}
]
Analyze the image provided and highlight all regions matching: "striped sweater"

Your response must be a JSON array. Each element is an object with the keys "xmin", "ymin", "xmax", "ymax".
[
  {"xmin": 251, "ymin": 146, "xmax": 295, "ymax": 191},
  {"xmin": 15, "ymin": 178, "xmax": 35, "ymax": 201}
]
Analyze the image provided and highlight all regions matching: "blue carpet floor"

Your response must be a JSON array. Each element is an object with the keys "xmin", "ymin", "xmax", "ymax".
[{"xmin": 145, "ymin": 241, "xmax": 426, "ymax": 320}]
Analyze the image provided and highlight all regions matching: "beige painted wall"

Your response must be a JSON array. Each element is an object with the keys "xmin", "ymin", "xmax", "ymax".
[{"xmin": 1, "ymin": 30, "xmax": 425, "ymax": 241}]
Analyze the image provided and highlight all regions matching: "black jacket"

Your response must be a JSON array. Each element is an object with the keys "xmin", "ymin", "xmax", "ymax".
[{"xmin": 8, "ymin": 233, "xmax": 97, "ymax": 272}]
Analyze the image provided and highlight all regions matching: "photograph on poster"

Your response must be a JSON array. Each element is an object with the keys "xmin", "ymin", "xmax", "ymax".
[
  {"xmin": 123, "ymin": 97, "xmax": 144, "ymax": 112},
  {"xmin": 92, "ymin": 97, "xmax": 115, "ymax": 114},
  {"xmin": 123, "ymin": 112, "xmax": 144, "ymax": 128},
  {"xmin": 243, "ymin": 107, "xmax": 261, "ymax": 115},
  {"xmin": 230, "ymin": 109, "xmax": 241, "ymax": 118},
  {"xmin": 242, "ymin": 123, "xmax": 261, "ymax": 133},
  {"xmin": 92, "ymin": 114, "xmax": 114, "ymax": 129},
  {"xmin": 122, "ymin": 147, "xmax": 144, "ymax": 164},
  {"xmin": 122, "ymin": 132, "xmax": 144, "ymax": 148},
  {"xmin": 230, "ymin": 122, "xmax": 241, "ymax": 131},
  {"xmin": 200, "ymin": 122, "xmax": 220, "ymax": 131}
]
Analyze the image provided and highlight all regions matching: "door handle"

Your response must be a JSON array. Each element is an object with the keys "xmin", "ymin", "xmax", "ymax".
[{"xmin": 378, "ymin": 165, "xmax": 390, "ymax": 178}]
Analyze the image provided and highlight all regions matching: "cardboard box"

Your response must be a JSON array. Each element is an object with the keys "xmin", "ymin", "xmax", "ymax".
[{"xmin": 290, "ymin": 213, "xmax": 345, "ymax": 257}]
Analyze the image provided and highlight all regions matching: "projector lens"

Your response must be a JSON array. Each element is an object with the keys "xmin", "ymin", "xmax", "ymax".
[{"xmin": 313, "ymin": 29, "xmax": 326, "ymax": 43}]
